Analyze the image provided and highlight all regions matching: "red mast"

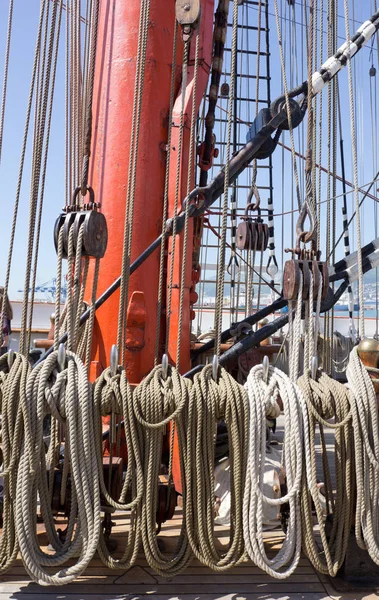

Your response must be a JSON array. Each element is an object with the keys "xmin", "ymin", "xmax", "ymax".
[{"xmin": 85, "ymin": 0, "xmax": 214, "ymax": 383}]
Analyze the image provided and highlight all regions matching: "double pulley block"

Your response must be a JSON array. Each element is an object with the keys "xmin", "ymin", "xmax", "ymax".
[
  {"xmin": 236, "ymin": 187, "xmax": 269, "ymax": 252},
  {"xmin": 54, "ymin": 187, "xmax": 108, "ymax": 259}
]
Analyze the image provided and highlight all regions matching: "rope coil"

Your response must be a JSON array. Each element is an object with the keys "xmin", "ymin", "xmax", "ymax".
[
  {"xmin": 185, "ymin": 365, "xmax": 248, "ymax": 571},
  {"xmin": 16, "ymin": 351, "xmax": 101, "ymax": 586},
  {"xmin": 243, "ymin": 364, "xmax": 303, "ymax": 579}
]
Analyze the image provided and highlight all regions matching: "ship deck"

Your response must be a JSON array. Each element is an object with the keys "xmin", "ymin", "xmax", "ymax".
[
  {"xmin": 2, "ymin": 424, "xmax": 379, "ymax": 600},
  {"xmin": 2, "ymin": 519, "xmax": 378, "ymax": 600}
]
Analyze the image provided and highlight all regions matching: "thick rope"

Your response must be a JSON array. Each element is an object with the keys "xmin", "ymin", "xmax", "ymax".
[
  {"xmin": 0, "ymin": 353, "xmax": 30, "ymax": 574},
  {"xmin": 243, "ymin": 364, "xmax": 303, "ymax": 579},
  {"xmin": 347, "ymin": 347, "xmax": 379, "ymax": 564},
  {"xmin": 93, "ymin": 366, "xmax": 143, "ymax": 569},
  {"xmin": 132, "ymin": 365, "xmax": 192, "ymax": 576},
  {"xmin": 297, "ymin": 370, "xmax": 354, "ymax": 575},
  {"xmin": 185, "ymin": 365, "xmax": 248, "ymax": 571},
  {"xmin": 16, "ymin": 351, "xmax": 101, "ymax": 586}
]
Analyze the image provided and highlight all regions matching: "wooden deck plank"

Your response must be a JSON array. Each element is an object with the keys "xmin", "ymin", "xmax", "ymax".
[{"xmin": 0, "ymin": 594, "xmax": 334, "ymax": 600}]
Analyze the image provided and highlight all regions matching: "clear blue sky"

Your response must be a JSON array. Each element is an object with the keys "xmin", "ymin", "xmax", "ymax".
[{"xmin": 0, "ymin": 0, "xmax": 377, "ymax": 299}]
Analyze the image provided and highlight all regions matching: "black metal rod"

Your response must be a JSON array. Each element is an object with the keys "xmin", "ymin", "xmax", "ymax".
[{"xmin": 191, "ymin": 296, "xmax": 286, "ymax": 358}]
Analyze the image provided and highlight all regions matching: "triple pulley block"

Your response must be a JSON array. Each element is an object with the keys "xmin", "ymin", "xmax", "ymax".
[
  {"xmin": 283, "ymin": 201, "xmax": 329, "ymax": 301},
  {"xmin": 236, "ymin": 187, "xmax": 269, "ymax": 252},
  {"xmin": 54, "ymin": 186, "xmax": 108, "ymax": 259}
]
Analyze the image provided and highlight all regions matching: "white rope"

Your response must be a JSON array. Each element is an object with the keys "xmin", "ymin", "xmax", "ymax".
[{"xmin": 243, "ymin": 364, "xmax": 304, "ymax": 578}]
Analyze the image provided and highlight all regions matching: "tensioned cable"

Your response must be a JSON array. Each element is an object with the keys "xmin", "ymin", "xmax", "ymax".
[
  {"xmin": 0, "ymin": 0, "xmax": 13, "ymax": 165},
  {"xmin": 344, "ymin": 0, "xmax": 365, "ymax": 338},
  {"xmin": 214, "ymin": 0, "xmax": 239, "ymax": 357},
  {"xmin": 0, "ymin": 0, "xmax": 47, "ymax": 353}
]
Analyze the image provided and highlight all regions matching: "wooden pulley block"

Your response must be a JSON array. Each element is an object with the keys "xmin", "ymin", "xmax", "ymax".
[
  {"xmin": 309, "ymin": 261, "xmax": 329, "ymax": 301},
  {"xmin": 257, "ymin": 222, "xmax": 269, "ymax": 251},
  {"xmin": 283, "ymin": 260, "xmax": 301, "ymax": 300},
  {"xmin": 236, "ymin": 221, "xmax": 251, "ymax": 250},
  {"xmin": 82, "ymin": 211, "xmax": 108, "ymax": 258},
  {"xmin": 53, "ymin": 214, "xmax": 66, "ymax": 256},
  {"xmin": 299, "ymin": 259, "xmax": 311, "ymax": 300}
]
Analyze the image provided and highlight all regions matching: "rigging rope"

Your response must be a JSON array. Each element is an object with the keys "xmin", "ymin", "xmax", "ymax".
[
  {"xmin": 243, "ymin": 364, "xmax": 303, "ymax": 578},
  {"xmin": 185, "ymin": 365, "xmax": 248, "ymax": 570},
  {"xmin": 297, "ymin": 370, "xmax": 354, "ymax": 576},
  {"xmin": 133, "ymin": 365, "xmax": 192, "ymax": 576},
  {"xmin": 347, "ymin": 347, "xmax": 379, "ymax": 565},
  {"xmin": 16, "ymin": 351, "xmax": 101, "ymax": 585},
  {"xmin": 0, "ymin": 0, "xmax": 13, "ymax": 165},
  {"xmin": 0, "ymin": 353, "xmax": 29, "ymax": 574},
  {"xmin": 93, "ymin": 366, "xmax": 143, "ymax": 569}
]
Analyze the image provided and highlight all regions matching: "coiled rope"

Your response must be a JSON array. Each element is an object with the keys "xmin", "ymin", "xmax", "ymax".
[
  {"xmin": 185, "ymin": 365, "xmax": 248, "ymax": 571},
  {"xmin": 133, "ymin": 365, "xmax": 192, "ymax": 577},
  {"xmin": 347, "ymin": 346, "xmax": 379, "ymax": 564},
  {"xmin": 243, "ymin": 364, "xmax": 303, "ymax": 578},
  {"xmin": 16, "ymin": 350, "xmax": 101, "ymax": 586},
  {"xmin": 93, "ymin": 366, "xmax": 143, "ymax": 569},
  {"xmin": 0, "ymin": 353, "xmax": 30, "ymax": 574},
  {"xmin": 297, "ymin": 369, "xmax": 354, "ymax": 575}
]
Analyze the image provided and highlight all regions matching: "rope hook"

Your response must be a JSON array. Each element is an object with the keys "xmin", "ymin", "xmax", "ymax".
[
  {"xmin": 162, "ymin": 353, "xmax": 169, "ymax": 381},
  {"xmin": 57, "ymin": 343, "xmax": 66, "ymax": 372},
  {"xmin": 7, "ymin": 349, "xmax": 14, "ymax": 370},
  {"xmin": 311, "ymin": 356, "xmax": 318, "ymax": 380},
  {"xmin": 212, "ymin": 355, "xmax": 219, "ymax": 382},
  {"xmin": 110, "ymin": 344, "xmax": 118, "ymax": 377},
  {"xmin": 262, "ymin": 355, "xmax": 270, "ymax": 383}
]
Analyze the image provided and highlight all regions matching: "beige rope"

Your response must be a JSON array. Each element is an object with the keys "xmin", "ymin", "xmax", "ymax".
[
  {"xmin": 93, "ymin": 366, "xmax": 143, "ymax": 569},
  {"xmin": 133, "ymin": 365, "xmax": 192, "ymax": 576},
  {"xmin": 347, "ymin": 347, "xmax": 379, "ymax": 564},
  {"xmin": 297, "ymin": 370, "xmax": 354, "ymax": 575},
  {"xmin": 0, "ymin": 353, "xmax": 30, "ymax": 574},
  {"xmin": 16, "ymin": 350, "xmax": 101, "ymax": 586},
  {"xmin": 185, "ymin": 365, "xmax": 248, "ymax": 570}
]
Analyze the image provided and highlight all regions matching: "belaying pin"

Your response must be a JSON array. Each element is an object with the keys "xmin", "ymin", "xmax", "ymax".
[
  {"xmin": 311, "ymin": 356, "xmax": 318, "ymax": 380},
  {"xmin": 7, "ymin": 349, "xmax": 14, "ymax": 370},
  {"xmin": 110, "ymin": 344, "xmax": 118, "ymax": 377},
  {"xmin": 162, "ymin": 353, "xmax": 169, "ymax": 381},
  {"xmin": 57, "ymin": 343, "xmax": 66, "ymax": 372},
  {"xmin": 212, "ymin": 355, "xmax": 219, "ymax": 382},
  {"xmin": 262, "ymin": 355, "xmax": 270, "ymax": 384}
]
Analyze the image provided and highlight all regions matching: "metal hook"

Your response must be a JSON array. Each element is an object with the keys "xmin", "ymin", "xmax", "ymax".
[
  {"xmin": 212, "ymin": 355, "xmax": 219, "ymax": 382},
  {"xmin": 162, "ymin": 353, "xmax": 169, "ymax": 381},
  {"xmin": 262, "ymin": 355, "xmax": 270, "ymax": 383},
  {"xmin": 110, "ymin": 344, "xmax": 118, "ymax": 377},
  {"xmin": 7, "ymin": 349, "xmax": 14, "ymax": 370},
  {"xmin": 311, "ymin": 356, "xmax": 318, "ymax": 380},
  {"xmin": 57, "ymin": 343, "xmax": 66, "ymax": 372}
]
